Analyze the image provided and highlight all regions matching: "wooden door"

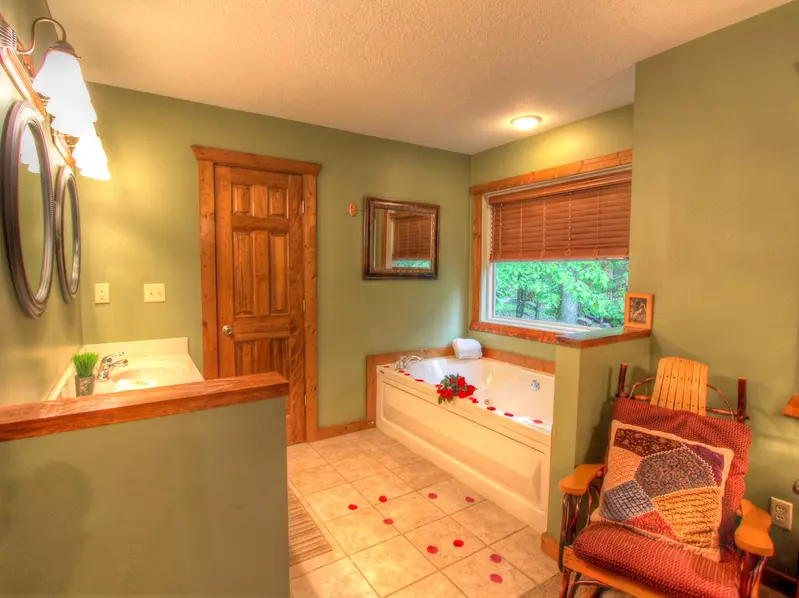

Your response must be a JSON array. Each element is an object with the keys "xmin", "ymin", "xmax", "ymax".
[{"xmin": 215, "ymin": 165, "xmax": 306, "ymax": 444}]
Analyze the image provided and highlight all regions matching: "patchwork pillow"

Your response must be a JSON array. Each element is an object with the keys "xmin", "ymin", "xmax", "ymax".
[{"xmin": 592, "ymin": 419, "xmax": 735, "ymax": 561}]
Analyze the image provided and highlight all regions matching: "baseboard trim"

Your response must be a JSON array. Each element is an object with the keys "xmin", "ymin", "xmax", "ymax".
[
  {"xmin": 763, "ymin": 566, "xmax": 796, "ymax": 597},
  {"xmin": 541, "ymin": 532, "xmax": 559, "ymax": 562},
  {"xmin": 315, "ymin": 419, "xmax": 373, "ymax": 440}
]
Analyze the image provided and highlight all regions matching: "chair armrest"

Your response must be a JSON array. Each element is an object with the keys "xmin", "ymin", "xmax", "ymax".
[
  {"xmin": 558, "ymin": 464, "xmax": 605, "ymax": 496},
  {"xmin": 735, "ymin": 499, "xmax": 774, "ymax": 557}
]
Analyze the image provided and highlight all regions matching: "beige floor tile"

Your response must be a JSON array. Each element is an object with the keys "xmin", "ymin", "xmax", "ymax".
[
  {"xmin": 404, "ymin": 516, "xmax": 486, "ymax": 569},
  {"xmin": 491, "ymin": 528, "xmax": 559, "ymax": 584},
  {"xmin": 311, "ymin": 436, "xmax": 364, "ymax": 463},
  {"xmin": 420, "ymin": 478, "xmax": 485, "ymax": 514},
  {"xmin": 352, "ymin": 471, "xmax": 414, "ymax": 504},
  {"xmin": 352, "ymin": 536, "xmax": 436, "ymax": 596},
  {"xmin": 443, "ymin": 548, "xmax": 535, "ymax": 598},
  {"xmin": 306, "ymin": 484, "xmax": 369, "ymax": 522},
  {"xmin": 393, "ymin": 460, "xmax": 451, "ymax": 490},
  {"xmin": 291, "ymin": 557, "xmax": 378, "ymax": 598},
  {"xmin": 332, "ymin": 454, "xmax": 388, "ymax": 482},
  {"xmin": 451, "ymin": 502, "xmax": 526, "ymax": 545},
  {"xmin": 389, "ymin": 572, "xmax": 465, "ymax": 597},
  {"xmin": 376, "ymin": 492, "xmax": 446, "ymax": 533},
  {"xmin": 359, "ymin": 430, "xmax": 400, "ymax": 451},
  {"xmin": 372, "ymin": 444, "xmax": 426, "ymax": 470},
  {"xmin": 325, "ymin": 506, "xmax": 399, "ymax": 555},
  {"xmin": 287, "ymin": 444, "xmax": 327, "ymax": 474},
  {"xmin": 290, "ymin": 463, "xmax": 348, "ymax": 495}
]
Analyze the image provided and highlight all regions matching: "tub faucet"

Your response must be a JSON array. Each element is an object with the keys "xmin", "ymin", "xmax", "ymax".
[
  {"xmin": 395, "ymin": 355, "xmax": 423, "ymax": 370},
  {"xmin": 97, "ymin": 352, "xmax": 128, "ymax": 381}
]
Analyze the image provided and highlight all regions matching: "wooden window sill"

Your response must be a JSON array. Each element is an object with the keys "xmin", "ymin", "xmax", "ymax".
[
  {"xmin": 0, "ymin": 372, "xmax": 289, "ymax": 442},
  {"xmin": 469, "ymin": 320, "xmax": 651, "ymax": 349}
]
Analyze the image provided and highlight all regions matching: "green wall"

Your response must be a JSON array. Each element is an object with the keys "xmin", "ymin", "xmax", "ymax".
[
  {"xmin": 0, "ymin": 0, "xmax": 83, "ymax": 407},
  {"xmin": 467, "ymin": 105, "xmax": 635, "ymax": 362},
  {"xmin": 631, "ymin": 0, "xmax": 799, "ymax": 573},
  {"xmin": 79, "ymin": 85, "xmax": 471, "ymax": 427},
  {"xmin": 0, "ymin": 398, "xmax": 290, "ymax": 596}
]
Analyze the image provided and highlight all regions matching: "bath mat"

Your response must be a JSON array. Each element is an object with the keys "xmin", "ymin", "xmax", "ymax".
[{"xmin": 288, "ymin": 486, "xmax": 332, "ymax": 566}]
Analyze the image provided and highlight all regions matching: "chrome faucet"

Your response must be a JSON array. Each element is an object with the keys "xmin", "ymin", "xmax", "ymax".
[
  {"xmin": 97, "ymin": 352, "xmax": 128, "ymax": 381},
  {"xmin": 394, "ymin": 355, "xmax": 423, "ymax": 370}
]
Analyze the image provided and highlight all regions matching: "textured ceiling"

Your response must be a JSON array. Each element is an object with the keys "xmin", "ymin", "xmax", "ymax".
[{"xmin": 48, "ymin": 0, "xmax": 788, "ymax": 154}]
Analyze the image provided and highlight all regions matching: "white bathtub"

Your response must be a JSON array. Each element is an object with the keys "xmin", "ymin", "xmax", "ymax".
[{"xmin": 376, "ymin": 357, "xmax": 553, "ymax": 530}]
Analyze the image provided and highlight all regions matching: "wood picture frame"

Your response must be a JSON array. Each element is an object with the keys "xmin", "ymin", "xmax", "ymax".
[{"xmin": 624, "ymin": 292, "xmax": 654, "ymax": 330}]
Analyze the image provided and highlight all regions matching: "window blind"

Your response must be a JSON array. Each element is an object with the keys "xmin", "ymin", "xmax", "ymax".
[
  {"xmin": 392, "ymin": 214, "xmax": 432, "ymax": 260},
  {"xmin": 489, "ymin": 173, "xmax": 631, "ymax": 262}
]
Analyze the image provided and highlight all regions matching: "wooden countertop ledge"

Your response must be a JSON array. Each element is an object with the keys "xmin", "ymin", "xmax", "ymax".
[
  {"xmin": 555, "ymin": 327, "xmax": 651, "ymax": 348},
  {"xmin": 0, "ymin": 372, "xmax": 289, "ymax": 442}
]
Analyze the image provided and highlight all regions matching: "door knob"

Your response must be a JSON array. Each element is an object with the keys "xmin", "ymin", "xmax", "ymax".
[{"xmin": 222, "ymin": 325, "xmax": 233, "ymax": 336}]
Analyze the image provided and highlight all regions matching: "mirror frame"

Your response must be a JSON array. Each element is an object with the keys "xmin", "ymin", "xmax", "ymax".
[
  {"xmin": 54, "ymin": 166, "xmax": 81, "ymax": 301},
  {"xmin": 362, "ymin": 196, "xmax": 439, "ymax": 280},
  {"xmin": 1, "ymin": 100, "xmax": 55, "ymax": 318}
]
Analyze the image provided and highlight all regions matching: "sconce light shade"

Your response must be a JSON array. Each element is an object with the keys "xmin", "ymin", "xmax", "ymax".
[
  {"xmin": 73, "ymin": 128, "xmax": 110, "ymax": 180},
  {"xmin": 32, "ymin": 41, "xmax": 97, "ymax": 137},
  {"xmin": 20, "ymin": 127, "xmax": 41, "ymax": 174}
]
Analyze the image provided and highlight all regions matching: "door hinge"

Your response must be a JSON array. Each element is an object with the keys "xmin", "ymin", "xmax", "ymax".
[
  {"xmin": 301, "ymin": 200, "xmax": 305, "ymax": 214},
  {"xmin": 304, "ymin": 394, "xmax": 307, "ymax": 407},
  {"xmin": 302, "ymin": 299, "xmax": 306, "ymax": 313}
]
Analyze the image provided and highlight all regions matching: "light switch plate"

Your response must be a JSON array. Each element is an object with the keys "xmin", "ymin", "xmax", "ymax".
[
  {"xmin": 144, "ymin": 283, "xmax": 166, "ymax": 303},
  {"xmin": 94, "ymin": 283, "xmax": 110, "ymax": 304}
]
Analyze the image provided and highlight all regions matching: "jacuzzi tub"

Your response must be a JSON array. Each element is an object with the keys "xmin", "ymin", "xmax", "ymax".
[{"xmin": 376, "ymin": 357, "xmax": 553, "ymax": 530}]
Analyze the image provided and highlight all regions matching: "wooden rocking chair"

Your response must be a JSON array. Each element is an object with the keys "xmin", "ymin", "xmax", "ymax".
[{"xmin": 557, "ymin": 357, "xmax": 774, "ymax": 598}]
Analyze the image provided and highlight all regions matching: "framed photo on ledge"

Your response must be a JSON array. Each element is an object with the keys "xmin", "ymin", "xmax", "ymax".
[{"xmin": 624, "ymin": 292, "xmax": 654, "ymax": 329}]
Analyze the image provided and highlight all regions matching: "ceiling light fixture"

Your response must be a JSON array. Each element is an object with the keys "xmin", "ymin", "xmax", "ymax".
[
  {"xmin": 0, "ymin": 17, "xmax": 109, "ymax": 180},
  {"xmin": 511, "ymin": 115, "xmax": 542, "ymax": 131}
]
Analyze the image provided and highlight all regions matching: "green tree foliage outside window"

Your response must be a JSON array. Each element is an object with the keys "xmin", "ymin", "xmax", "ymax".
[
  {"xmin": 494, "ymin": 260, "xmax": 628, "ymax": 328},
  {"xmin": 393, "ymin": 259, "xmax": 431, "ymax": 269}
]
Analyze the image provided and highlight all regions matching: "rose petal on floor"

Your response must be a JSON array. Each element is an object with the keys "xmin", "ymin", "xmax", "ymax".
[
  {"xmin": 427, "ymin": 545, "xmax": 439, "ymax": 554},
  {"xmin": 383, "ymin": 518, "xmax": 393, "ymax": 525},
  {"xmin": 428, "ymin": 493, "xmax": 438, "ymax": 499},
  {"xmin": 490, "ymin": 573, "xmax": 503, "ymax": 583},
  {"xmin": 487, "ymin": 406, "xmax": 496, "ymax": 411},
  {"xmin": 465, "ymin": 496, "xmax": 475, "ymax": 503},
  {"xmin": 453, "ymin": 539, "xmax": 464, "ymax": 547},
  {"xmin": 379, "ymin": 495, "xmax": 387, "ymax": 503},
  {"xmin": 533, "ymin": 419, "xmax": 543, "ymax": 424},
  {"xmin": 504, "ymin": 412, "xmax": 514, "ymax": 417},
  {"xmin": 348, "ymin": 504, "xmax": 358, "ymax": 510},
  {"xmin": 490, "ymin": 553, "xmax": 502, "ymax": 563}
]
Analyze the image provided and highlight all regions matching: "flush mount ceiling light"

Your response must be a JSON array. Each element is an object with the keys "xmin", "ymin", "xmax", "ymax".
[
  {"xmin": 511, "ymin": 115, "xmax": 543, "ymax": 131},
  {"xmin": 0, "ymin": 17, "xmax": 109, "ymax": 180}
]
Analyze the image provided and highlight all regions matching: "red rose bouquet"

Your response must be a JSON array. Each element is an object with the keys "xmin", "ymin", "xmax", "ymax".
[{"xmin": 436, "ymin": 374, "xmax": 477, "ymax": 405}]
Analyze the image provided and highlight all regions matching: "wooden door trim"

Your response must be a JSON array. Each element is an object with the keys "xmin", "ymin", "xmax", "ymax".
[{"xmin": 194, "ymin": 146, "xmax": 321, "ymax": 442}]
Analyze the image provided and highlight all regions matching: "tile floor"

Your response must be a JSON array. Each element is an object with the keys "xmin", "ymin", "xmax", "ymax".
[{"xmin": 289, "ymin": 428, "xmax": 559, "ymax": 597}]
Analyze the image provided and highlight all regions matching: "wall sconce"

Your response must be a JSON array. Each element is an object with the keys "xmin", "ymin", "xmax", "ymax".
[{"xmin": 0, "ymin": 16, "xmax": 109, "ymax": 180}]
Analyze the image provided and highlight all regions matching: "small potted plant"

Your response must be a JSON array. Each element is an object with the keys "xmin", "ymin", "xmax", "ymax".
[
  {"xmin": 436, "ymin": 374, "xmax": 476, "ymax": 405},
  {"xmin": 73, "ymin": 352, "xmax": 99, "ymax": 397}
]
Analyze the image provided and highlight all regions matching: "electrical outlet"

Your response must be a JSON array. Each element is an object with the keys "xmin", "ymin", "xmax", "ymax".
[
  {"xmin": 143, "ymin": 283, "xmax": 166, "ymax": 303},
  {"xmin": 94, "ymin": 283, "xmax": 110, "ymax": 304},
  {"xmin": 770, "ymin": 497, "xmax": 793, "ymax": 531}
]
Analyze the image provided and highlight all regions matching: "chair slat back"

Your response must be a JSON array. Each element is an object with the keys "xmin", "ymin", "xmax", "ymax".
[{"xmin": 651, "ymin": 357, "xmax": 708, "ymax": 416}]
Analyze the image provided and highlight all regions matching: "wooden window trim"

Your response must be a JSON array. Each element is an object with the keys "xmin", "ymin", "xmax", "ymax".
[
  {"xmin": 193, "ymin": 146, "xmax": 322, "ymax": 441},
  {"xmin": 471, "ymin": 150, "xmax": 647, "ymax": 349}
]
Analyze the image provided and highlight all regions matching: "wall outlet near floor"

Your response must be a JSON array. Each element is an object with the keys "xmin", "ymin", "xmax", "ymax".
[
  {"xmin": 770, "ymin": 497, "xmax": 793, "ymax": 530},
  {"xmin": 94, "ymin": 283, "xmax": 110, "ymax": 304},
  {"xmin": 143, "ymin": 283, "xmax": 166, "ymax": 303}
]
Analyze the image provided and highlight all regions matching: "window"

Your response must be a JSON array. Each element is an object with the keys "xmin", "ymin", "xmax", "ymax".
[{"xmin": 473, "ymin": 160, "xmax": 633, "ymax": 337}]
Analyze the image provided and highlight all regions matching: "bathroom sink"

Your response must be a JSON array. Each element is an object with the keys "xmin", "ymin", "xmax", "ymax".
[{"xmin": 94, "ymin": 359, "xmax": 197, "ymax": 394}]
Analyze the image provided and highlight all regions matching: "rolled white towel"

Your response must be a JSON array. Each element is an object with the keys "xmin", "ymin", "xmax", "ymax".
[{"xmin": 452, "ymin": 338, "xmax": 482, "ymax": 360}]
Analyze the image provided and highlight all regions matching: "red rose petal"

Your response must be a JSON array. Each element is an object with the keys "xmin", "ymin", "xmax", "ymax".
[
  {"xmin": 398, "ymin": 370, "xmax": 405, "ymax": 373},
  {"xmin": 490, "ymin": 553, "xmax": 502, "ymax": 563},
  {"xmin": 404, "ymin": 373, "xmax": 411, "ymax": 376},
  {"xmin": 378, "ymin": 495, "xmax": 387, "ymax": 503},
  {"xmin": 490, "ymin": 573, "xmax": 503, "ymax": 584},
  {"xmin": 383, "ymin": 518, "xmax": 393, "ymax": 525},
  {"xmin": 533, "ymin": 419, "xmax": 544, "ymax": 424},
  {"xmin": 465, "ymin": 496, "xmax": 475, "ymax": 503},
  {"xmin": 428, "ymin": 492, "xmax": 438, "ymax": 499},
  {"xmin": 348, "ymin": 504, "xmax": 358, "ymax": 510},
  {"xmin": 415, "ymin": 378, "xmax": 425, "ymax": 382},
  {"xmin": 471, "ymin": 398, "xmax": 478, "ymax": 404},
  {"xmin": 427, "ymin": 545, "xmax": 439, "ymax": 554},
  {"xmin": 383, "ymin": 365, "xmax": 390, "ymax": 368},
  {"xmin": 504, "ymin": 412, "xmax": 514, "ymax": 417},
  {"xmin": 453, "ymin": 539, "xmax": 464, "ymax": 547},
  {"xmin": 435, "ymin": 384, "xmax": 443, "ymax": 388},
  {"xmin": 487, "ymin": 406, "xmax": 496, "ymax": 411}
]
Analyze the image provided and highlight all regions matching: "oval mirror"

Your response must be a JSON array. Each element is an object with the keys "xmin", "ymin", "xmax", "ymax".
[
  {"xmin": 1, "ymin": 100, "xmax": 54, "ymax": 317},
  {"xmin": 54, "ymin": 166, "xmax": 81, "ymax": 300}
]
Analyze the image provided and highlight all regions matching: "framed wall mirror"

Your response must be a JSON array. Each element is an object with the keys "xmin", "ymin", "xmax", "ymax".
[
  {"xmin": 363, "ymin": 196, "xmax": 439, "ymax": 280},
  {"xmin": 2, "ymin": 100, "xmax": 54, "ymax": 317},
  {"xmin": 54, "ymin": 166, "xmax": 81, "ymax": 301}
]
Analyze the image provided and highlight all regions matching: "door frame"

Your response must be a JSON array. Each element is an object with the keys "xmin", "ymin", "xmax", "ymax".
[{"xmin": 192, "ymin": 145, "xmax": 321, "ymax": 442}]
